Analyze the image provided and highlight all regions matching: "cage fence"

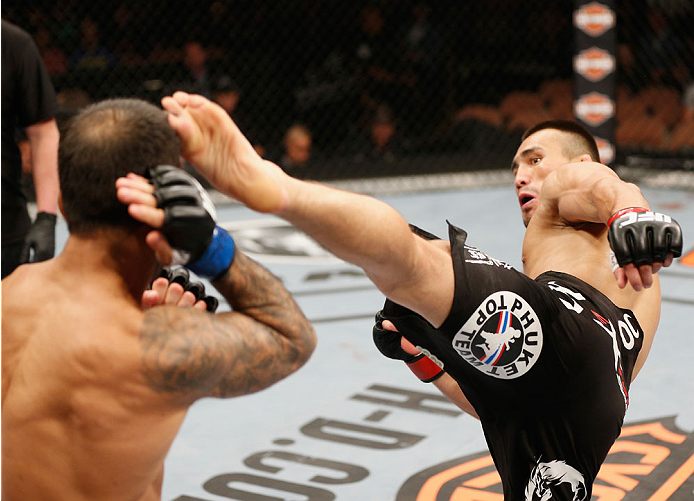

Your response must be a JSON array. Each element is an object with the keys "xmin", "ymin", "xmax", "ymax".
[{"xmin": 4, "ymin": 0, "xmax": 693, "ymax": 193}]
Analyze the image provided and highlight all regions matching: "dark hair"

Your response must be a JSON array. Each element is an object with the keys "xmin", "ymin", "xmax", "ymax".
[
  {"xmin": 58, "ymin": 98, "xmax": 180, "ymax": 234},
  {"xmin": 522, "ymin": 120, "xmax": 600, "ymax": 162}
]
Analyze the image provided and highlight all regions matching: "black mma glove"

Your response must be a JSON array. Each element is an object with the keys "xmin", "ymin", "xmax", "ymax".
[
  {"xmin": 157, "ymin": 267, "xmax": 219, "ymax": 312},
  {"xmin": 373, "ymin": 308, "xmax": 444, "ymax": 383},
  {"xmin": 607, "ymin": 207, "xmax": 683, "ymax": 268},
  {"xmin": 21, "ymin": 212, "xmax": 57, "ymax": 263},
  {"xmin": 149, "ymin": 165, "xmax": 235, "ymax": 279}
]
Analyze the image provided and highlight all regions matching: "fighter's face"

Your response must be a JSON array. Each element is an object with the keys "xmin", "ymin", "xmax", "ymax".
[{"xmin": 511, "ymin": 129, "xmax": 573, "ymax": 227}]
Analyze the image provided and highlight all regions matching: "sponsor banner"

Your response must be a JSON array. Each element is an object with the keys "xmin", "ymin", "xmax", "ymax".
[{"xmin": 573, "ymin": 0, "xmax": 617, "ymax": 165}]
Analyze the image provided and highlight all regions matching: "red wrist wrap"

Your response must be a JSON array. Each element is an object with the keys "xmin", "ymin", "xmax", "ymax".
[
  {"xmin": 407, "ymin": 354, "xmax": 444, "ymax": 383},
  {"xmin": 607, "ymin": 207, "xmax": 649, "ymax": 227}
]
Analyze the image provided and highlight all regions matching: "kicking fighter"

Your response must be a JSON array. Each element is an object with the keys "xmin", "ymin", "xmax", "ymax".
[
  {"xmin": 157, "ymin": 93, "xmax": 682, "ymax": 499},
  {"xmin": 2, "ymin": 98, "xmax": 316, "ymax": 501},
  {"xmin": 372, "ymin": 120, "xmax": 685, "ymax": 499}
]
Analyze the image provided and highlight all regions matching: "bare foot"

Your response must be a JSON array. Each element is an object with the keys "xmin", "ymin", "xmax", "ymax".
[{"xmin": 161, "ymin": 92, "xmax": 288, "ymax": 213}]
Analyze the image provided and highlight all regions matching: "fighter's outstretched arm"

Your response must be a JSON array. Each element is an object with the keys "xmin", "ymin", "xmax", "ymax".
[{"xmin": 161, "ymin": 92, "xmax": 454, "ymax": 327}]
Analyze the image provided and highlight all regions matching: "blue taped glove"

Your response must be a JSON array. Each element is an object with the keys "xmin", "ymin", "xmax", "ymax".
[
  {"xmin": 188, "ymin": 226, "xmax": 235, "ymax": 280},
  {"xmin": 149, "ymin": 165, "xmax": 235, "ymax": 279}
]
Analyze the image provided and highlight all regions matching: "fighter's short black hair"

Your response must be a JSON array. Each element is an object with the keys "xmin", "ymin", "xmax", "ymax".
[
  {"xmin": 59, "ymin": 98, "xmax": 180, "ymax": 234},
  {"xmin": 522, "ymin": 120, "xmax": 600, "ymax": 162}
]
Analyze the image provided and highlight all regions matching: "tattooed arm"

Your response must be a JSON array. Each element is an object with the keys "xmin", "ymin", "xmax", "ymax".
[{"xmin": 140, "ymin": 251, "xmax": 316, "ymax": 402}]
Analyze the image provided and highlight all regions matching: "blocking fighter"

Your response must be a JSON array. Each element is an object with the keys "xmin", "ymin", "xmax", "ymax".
[
  {"xmin": 155, "ymin": 93, "xmax": 682, "ymax": 499},
  {"xmin": 1, "ymin": 98, "xmax": 316, "ymax": 501}
]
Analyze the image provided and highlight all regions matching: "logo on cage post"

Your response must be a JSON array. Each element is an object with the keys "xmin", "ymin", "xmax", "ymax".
[
  {"xmin": 574, "ymin": 47, "xmax": 615, "ymax": 82},
  {"xmin": 594, "ymin": 136, "xmax": 615, "ymax": 164},
  {"xmin": 574, "ymin": 92, "xmax": 615, "ymax": 127},
  {"xmin": 573, "ymin": 2, "xmax": 616, "ymax": 37}
]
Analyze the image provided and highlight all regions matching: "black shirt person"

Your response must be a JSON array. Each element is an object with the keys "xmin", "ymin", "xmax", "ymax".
[{"xmin": 1, "ymin": 20, "xmax": 60, "ymax": 278}]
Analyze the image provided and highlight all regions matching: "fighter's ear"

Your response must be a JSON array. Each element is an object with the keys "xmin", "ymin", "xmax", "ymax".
[{"xmin": 577, "ymin": 153, "xmax": 593, "ymax": 163}]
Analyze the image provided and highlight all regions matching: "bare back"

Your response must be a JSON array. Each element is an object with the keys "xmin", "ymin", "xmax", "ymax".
[
  {"xmin": 2, "ymin": 263, "xmax": 187, "ymax": 501},
  {"xmin": 522, "ymin": 203, "xmax": 661, "ymax": 377}
]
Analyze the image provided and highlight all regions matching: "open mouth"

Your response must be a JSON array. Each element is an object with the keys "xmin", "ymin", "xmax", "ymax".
[{"xmin": 519, "ymin": 194, "xmax": 536, "ymax": 209}]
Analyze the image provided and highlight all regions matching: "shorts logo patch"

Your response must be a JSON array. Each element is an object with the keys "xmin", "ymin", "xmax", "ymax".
[{"xmin": 452, "ymin": 291, "xmax": 543, "ymax": 379}]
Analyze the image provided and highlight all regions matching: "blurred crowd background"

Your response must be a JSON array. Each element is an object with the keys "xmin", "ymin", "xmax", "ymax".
[{"xmin": 4, "ymin": 0, "xmax": 694, "ymax": 183}]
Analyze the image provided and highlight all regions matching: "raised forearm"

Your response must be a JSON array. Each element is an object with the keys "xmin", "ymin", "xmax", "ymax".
[
  {"xmin": 212, "ymin": 251, "xmax": 316, "ymax": 366},
  {"xmin": 25, "ymin": 119, "xmax": 60, "ymax": 215},
  {"xmin": 551, "ymin": 162, "xmax": 648, "ymax": 224},
  {"xmin": 140, "ymin": 251, "xmax": 315, "ymax": 402},
  {"xmin": 585, "ymin": 176, "xmax": 648, "ymax": 224}
]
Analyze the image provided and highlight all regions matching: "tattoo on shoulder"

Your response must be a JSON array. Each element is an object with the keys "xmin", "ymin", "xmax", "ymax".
[
  {"xmin": 139, "ymin": 306, "xmax": 308, "ymax": 400},
  {"xmin": 140, "ymin": 307, "xmax": 235, "ymax": 397}
]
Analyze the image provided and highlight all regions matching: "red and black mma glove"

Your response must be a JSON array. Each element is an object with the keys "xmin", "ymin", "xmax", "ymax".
[
  {"xmin": 155, "ymin": 267, "xmax": 219, "ymax": 312},
  {"xmin": 148, "ymin": 165, "xmax": 235, "ymax": 281},
  {"xmin": 607, "ymin": 207, "xmax": 683, "ymax": 268},
  {"xmin": 373, "ymin": 305, "xmax": 444, "ymax": 383}
]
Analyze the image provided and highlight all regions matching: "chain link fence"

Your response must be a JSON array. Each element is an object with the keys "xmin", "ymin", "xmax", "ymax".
[{"xmin": 4, "ymin": 1, "xmax": 693, "ymax": 188}]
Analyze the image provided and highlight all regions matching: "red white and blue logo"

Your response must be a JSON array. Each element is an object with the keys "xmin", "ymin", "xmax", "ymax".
[
  {"xmin": 478, "ymin": 310, "xmax": 517, "ymax": 366},
  {"xmin": 452, "ymin": 291, "xmax": 543, "ymax": 379}
]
